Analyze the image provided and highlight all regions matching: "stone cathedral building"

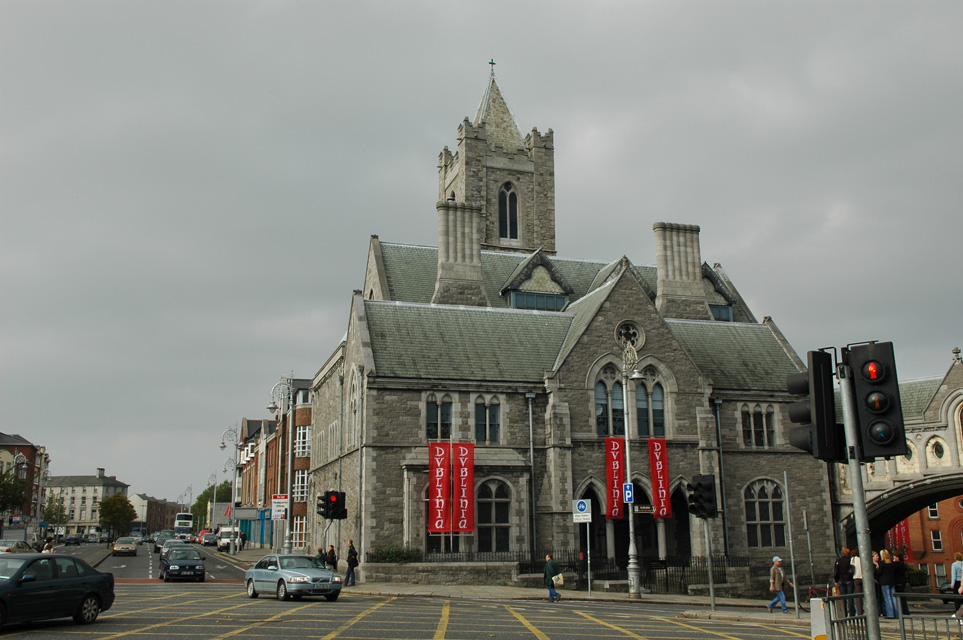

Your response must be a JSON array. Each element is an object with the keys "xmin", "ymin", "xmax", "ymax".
[{"xmin": 308, "ymin": 72, "xmax": 837, "ymax": 583}]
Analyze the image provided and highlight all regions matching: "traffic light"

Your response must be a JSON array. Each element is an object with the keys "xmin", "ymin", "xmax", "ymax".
[
  {"xmin": 848, "ymin": 342, "xmax": 907, "ymax": 460},
  {"xmin": 316, "ymin": 494, "xmax": 326, "ymax": 516},
  {"xmin": 320, "ymin": 490, "xmax": 347, "ymax": 519},
  {"xmin": 786, "ymin": 350, "xmax": 844, "ymax": 462},
  {"xmin": 686, "ymin": 474, "xmax": 717, "ymax": 519}
]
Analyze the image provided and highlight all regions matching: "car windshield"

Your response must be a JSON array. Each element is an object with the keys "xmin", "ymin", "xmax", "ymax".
[
  {"xmin": 279, "ymin": 556, "xmax": 325, "ymax": 570},
  {"xmin": 0, "ymin": 540, "xmax": 16, "ymax": 546},
  {"xmin": 0, "ymin": 558, "xmax": 27, "ymax": 579},
  {"xmin": 169, "ymin": 550, "xmax": 201, "ymax": 560},
  {"xmin": 116, "ymin": 538, "xmax": 135, "ymax": 544}
]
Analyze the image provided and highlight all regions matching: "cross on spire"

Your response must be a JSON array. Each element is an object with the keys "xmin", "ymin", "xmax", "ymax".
[{"xmin": 489, "ymin": 58, "xmax": 496, "ymax": 74}]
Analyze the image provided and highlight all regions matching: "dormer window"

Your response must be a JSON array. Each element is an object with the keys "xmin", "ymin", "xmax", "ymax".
[
  {"xmin": 508, "ymin": 291, "xmax": 568, "ymax": 311},
  {"xmin": 498, "ymin": 183, "xmax": 518, "ymax": 239},
  {"xmin": 710, "ymin": 304, "xmax": 733, "ymax": 322}
]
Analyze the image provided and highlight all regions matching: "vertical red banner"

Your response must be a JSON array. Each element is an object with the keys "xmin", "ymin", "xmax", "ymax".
[
  {"xmin": 648, "ymin": 438, "xmax": 672, "ymax": 518},
  {"xmin": 428, "ymin": 443, "xmax": 451, "ymax": 533},
  {"xmin": 452, "ymin": 443, "xmax": 475, "ymax": 532},
  {"xmin": 606, "ymin": 437, "xmax": 624, "ymax": 519}
]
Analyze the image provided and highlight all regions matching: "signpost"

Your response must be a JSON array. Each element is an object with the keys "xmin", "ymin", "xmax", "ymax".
[
  {"xmin": 272, "ymin": 494, "xmax": 288, "ymax": 521},
  {"xmin": 572, "ymin": 500, "xmax": 593, "ymax": 596}
]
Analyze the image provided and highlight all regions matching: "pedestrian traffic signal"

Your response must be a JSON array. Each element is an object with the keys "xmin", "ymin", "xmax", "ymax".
[
  {"xmin": 848, "ymin": 342, "xmax": 907, "ymax": 460},
  {"xmin": 787, "ymin": 350, "xmax": 845, "ymax": 462},
  {"xmin": 686, "ymin": 474, "xmax": 717, "ymax": 519},
  {"xmin": 316, "ymin": 494, "xmax": 325, "ymax": 516}
]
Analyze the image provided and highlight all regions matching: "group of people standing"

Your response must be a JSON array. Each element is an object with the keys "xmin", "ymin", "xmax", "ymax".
[
  {"xmin": 316, "ymin": 539, "xmax": 360, "ymax": 586},
  {"xmin": 828, "ymin": 546, "xmax": 909, "ymax": 619}
]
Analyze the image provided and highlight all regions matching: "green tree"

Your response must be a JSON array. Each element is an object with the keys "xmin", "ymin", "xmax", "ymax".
[
  {"xmin": 0, "ymin": 469, "xmax": 29, "ymax": 515},
  {"xmin": 43, "ymin": 495, "xmax": 68, "ymax": 526},
  {"xmin": 99, "ymin": 493, "xmax": 137, "ymax": 538},
  {"xmin": 192, "ymin": 480, "xmax": 233, "ymax": 529}
]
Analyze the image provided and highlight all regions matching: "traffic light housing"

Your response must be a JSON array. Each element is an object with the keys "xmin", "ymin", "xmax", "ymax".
[
  {"xmin": 320, "ymin": 490, "xmax": 347, "ymax": 519},
  {"xmin": 787, "ymin": 350, "xmax": 844, "ymax": 462},
  {"xmin": 686, "ymin": 474, "xmax": 717, "ymax": 519},
  {"xmin": 848, "ymin": 342, "xmax": 906, "ymax": 460}
]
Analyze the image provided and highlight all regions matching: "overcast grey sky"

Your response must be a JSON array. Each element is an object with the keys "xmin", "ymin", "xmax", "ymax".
[{"xmin": 2, "ymin": 2, "xmax": 961, "ymax": 503}]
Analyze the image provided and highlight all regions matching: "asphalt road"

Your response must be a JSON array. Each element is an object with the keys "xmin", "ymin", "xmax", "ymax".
[
  {"xmin": 4, "ymin": 583, "xmax": 838, "ymax": 640},
  {"xmin": 55, "ymin": 541, "xmax": 247, "ymax": 582}
]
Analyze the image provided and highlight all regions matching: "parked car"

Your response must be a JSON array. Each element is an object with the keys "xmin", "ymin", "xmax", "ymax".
[
  {"xmin": 200, "ymin": 533, "xmax": 216, "ymax": 547},
  {"xmin": 244, "ymin": 554, "xmax": 342, "ymax": 601},
  {"xmin": 0, "ymin": 553, "xmax": 114, "ymax": 628},
  {"xmin": 940, "ymin": 582, "xmax": 957, "ymax": 604},
  {"xmin": 0, "ymin": 541, "xmax": 35, "ymax": 554},
  {"xmin": 111, "ymin": 537, "xmax": 137, "ymax": 557},
  {"xmin": 159, "ymin": 548, "xmax": 206, "ymax": 582},
  {"xmin": 64, "ymin": 535, "xmax": 82, "ymax": 546}
]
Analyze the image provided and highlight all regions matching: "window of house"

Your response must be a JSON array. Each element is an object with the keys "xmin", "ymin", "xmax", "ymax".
[
  {"xmin": 635, "ymin": 371, "xmax": 666, "ymax": 438},
  {"xmin": 508, "ymin": 291, "xmax": 568, "ymax": 311},
  {"xmin": 936, "ymin": 563, "xmax": 947, "ymax": 581},
  {"xmin": 742, "ymin": 405, "xmax": 775, "ymax": 448},
  {"xmin": 498, "ymin": 182, "xmax": 518, "ymax": 240},
  {"xmin": 932, "ymin": 530, "xmax": 943, "ymax": 552},
  {"xmin": 477, "ymin": 480, "xmax": 510, "ymax": 553},
  {"xmin": 710, "ymin": 304, "xmax": 733, "ymax": 321},
  {"xmin": 475, "ymin": 399, "xmax": 500, "ymax": 445},
  {"xmin": 293, "ymin": 470, "xmax": 308, "ymax": 501},
  {"xmin": 292, "ymin": 516, "xmax": 306, "ymax": 549},
  {"xmin": 595, "ymin": 367, "xmax": 627, "ymax": 437},
  {"xmin": 745, "ymin": 480, "xmax": 786, "ymax": 548},
  {"xmin": 595, "ymin": 382, "xmax": 609, "ymax": 436},
  {"xmin": 611, "ymin": 382, "xmax": 625, "ymax": 436},
  {"xmin": 426, "ymin": 395, "xmax": 452, "ymax": 441},
  {"xmin": 928, "ymin": 504, "xmax": 939, "ymax": 519},
  {"xmin": 295, "ymin": 425, "xmax": 311, "ymax": 457}
]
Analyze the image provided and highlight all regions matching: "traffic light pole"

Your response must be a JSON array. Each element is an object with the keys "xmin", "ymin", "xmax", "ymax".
[{"xmin": 839, "ymin": 362, "xmax": 881, "ymax": 640}]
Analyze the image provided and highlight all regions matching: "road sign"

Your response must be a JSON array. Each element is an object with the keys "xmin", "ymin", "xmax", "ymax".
[
  {"xmin": 572, "ymin": 499, "xmax": 592, "ymax": 523},
  {"xmin": 635, "ymin": 505, "xmax": 654, "ymax": 514},
  {"xmin": 623, "ymin": 483, "xmax": 634, "ymax": 503},
  {"xmin": 271, "ymin": 494, "xmax": 288, "ymax": 521}
]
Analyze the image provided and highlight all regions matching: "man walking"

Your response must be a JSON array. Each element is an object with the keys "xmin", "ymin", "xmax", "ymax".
[
  {"xmin": 544, "ymin": 554, "xmax": 562, "ymax": 603},
  {"xmin": 345, "ymin": 539, "xmax": 359, "ymax": 586},
  {"xmin": 767, "ymin": 556, "xmax": 793, "ymax": 613}
]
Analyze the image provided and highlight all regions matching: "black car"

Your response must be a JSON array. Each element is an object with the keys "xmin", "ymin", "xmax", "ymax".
[
  {"xmin": 64, "ymin": 534, "xmax": 82, "ymax": 546},
  {"xmin": 940, "ymin": 581, "xmax": 958, "ymax": 604},
  {"xmin": 0, "ymin": 553, "xmax": 114, "ymax": 628},
  {"xmin": 153, "ymin": 534, "xmax": 173, "ymax": 554},
  {"xmin": 159, "ymin": 548, "xmax": 206, "ymax": 582}
]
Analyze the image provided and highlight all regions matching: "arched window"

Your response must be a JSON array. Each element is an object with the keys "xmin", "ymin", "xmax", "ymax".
[
  {"xmin": 635, "ymin": 378, "xmax": 666, "ymax": 438},
  {"xmin": 741, "ymin": 404, "xmax": 774, "ymax": 448},
  {"xmin": 595, "ymin": 382, "xmax": 609, "ymax": 436},
  {"xmin": 611, "ymin": 382, "xmax": 625, "ymax": 436},
  {"xmin": 475, "ymin": 397, "xmax": 500, "ymax": 445},
  {"xmin": 745, "ymin": 480, "xmax": 786, "ymax": 548},
  {"xmin": 477, "ymin": 480, "xmax": 511, "ymax": 553},
  {"xmin": 426, "ymin": 394, "xmax": 452, "ymax": 441},
  {"xmin": 498, "ymin": 183, "xmax": 518, "ymax": 239}
]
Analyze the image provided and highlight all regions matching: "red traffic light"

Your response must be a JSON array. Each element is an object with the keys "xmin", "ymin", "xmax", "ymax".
[
  {"xmin": 330, "ymin": 494, "xmax": 339, "ymax": 502},
  {"xmin": 860, "ymin": 360, "xmax": 886, "ymax": 383}
]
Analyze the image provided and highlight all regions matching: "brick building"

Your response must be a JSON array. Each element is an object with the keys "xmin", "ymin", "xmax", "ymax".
[{"xmin": 306, "ymin": 71, "xmax": 838, "ymax": 584}]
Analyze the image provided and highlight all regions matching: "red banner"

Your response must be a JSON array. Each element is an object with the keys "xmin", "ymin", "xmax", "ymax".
[
  {"xmin": 648, "ymin": 438, "xmax": 672, "ymax": 518},
  {"xmin": 606, "ymin": 437, "xmax": 625, "ymax": 519},
  {"xmin": 887, "ymin": 519, "xmax": 913, "ymax": 562},
  {"xmin": 428, "ymin": 443, "xmax": 451, "ymax": 533},
  {"xmin": 452, "ymin": 443, "xmax": 475, "ymax": 532}
]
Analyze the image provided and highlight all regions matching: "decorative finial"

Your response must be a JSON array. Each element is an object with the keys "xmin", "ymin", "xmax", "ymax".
[
  {"xmin": 953, "ymin": 346, "xmax": 961, "ymax": 363},
  {"xmin": 489, "ymin": 58, "xmax": 496, "ymax": 74}
]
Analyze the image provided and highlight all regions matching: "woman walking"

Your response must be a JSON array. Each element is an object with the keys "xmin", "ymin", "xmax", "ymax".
[{"xmin": 877, "ymin": 549, "xmax": 897, "ymax": 619}]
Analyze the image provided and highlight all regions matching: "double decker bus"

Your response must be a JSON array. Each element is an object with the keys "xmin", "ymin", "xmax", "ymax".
[{"xmin": 174, "ymin": 512, "xmax": 193, "ymax": 540}]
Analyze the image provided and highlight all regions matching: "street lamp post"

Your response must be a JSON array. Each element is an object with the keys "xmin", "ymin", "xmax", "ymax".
[
  {"xmin": 220, "ymin": 425, "xmax": 241, "ymax": 555},
  {"xmin": 618, "ymin": 330, "xmax": 643, "ymax": 600},
  {"xmin": 268, "ymin": 377, "xmax": 295, "ymax": 555},
  {"xmin": 208, "ymin": 472, "xmax": 217, "ymax": 532}
]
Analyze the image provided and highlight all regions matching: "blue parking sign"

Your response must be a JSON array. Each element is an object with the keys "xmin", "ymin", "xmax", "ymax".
[{"xmin": 623, "ymin": 482, "xmax": 634, "ymax": 503}]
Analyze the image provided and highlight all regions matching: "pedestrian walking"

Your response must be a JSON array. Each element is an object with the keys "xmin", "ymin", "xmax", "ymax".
[
  {"xmin": 239, "ymin": 530, "xmax": 247, "ymax": 551},
  {"xmin": 345, "ymin": 540, "xmax": 359, "ymax": 586},
  {"xmin": 767, "ymin": 556, "xmax": 793, "ymax": 614},
  {"xmin": 544, "ymin": 554, "xmax": 562, "ymax": 603},
  {"xmin": 41, "ymin": 539, "xmax": 55, "ymax": 554},
  {"xmin": 834, "ymin": 547, "xmax": 856, "ymax": 616},
  {"xmin": 894, "ymin": 547, "xmax": 909, "ymax": 616},
  {"xmin": 952, "ymin": 552, "xmax": 963, "ymax": 594},
  {"xmin": 877, "ymin": 549, "xmax": 897, "ymax": 619},
  {"xmin": 851, "ymin": 548, "xmax": 864, "ymax": 616},
  {"xmin": 325, "ymin": 544, "xmax": 338, "ymax": 571}
]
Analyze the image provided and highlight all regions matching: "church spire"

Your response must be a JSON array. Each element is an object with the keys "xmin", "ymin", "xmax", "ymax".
[{"xmin": 473, "ymin": 67, "xmax": 526, "ymax": 152}]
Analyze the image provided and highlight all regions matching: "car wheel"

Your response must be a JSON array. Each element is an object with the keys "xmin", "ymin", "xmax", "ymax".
[
  {"xmin": 247, "ymin": 580, "xmax": 259, "ymax": 598},
  {"xmin": 325, "ymin": 592, "xmax": 339, "ymax": 602},
  {"xmin": 277, "ymin": 580, "xmax": 289, "ymax": 601},
  {"xmin": 163, "ymin": 570, "xmax": 170, "ymax": 582},
  {"xmin": 73, "ymin": 595, "xmax": 101, "ymax": 625}
]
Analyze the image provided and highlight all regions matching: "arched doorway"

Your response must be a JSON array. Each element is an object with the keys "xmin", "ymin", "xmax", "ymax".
[{"xmin": 577, "ymin": 487, "xmax": 606, "ymax": 560}]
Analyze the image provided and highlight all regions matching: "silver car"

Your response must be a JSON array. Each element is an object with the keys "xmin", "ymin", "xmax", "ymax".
[{"xmin": 244, "ymin": 554, "xmax": 342, "ymax": 601}]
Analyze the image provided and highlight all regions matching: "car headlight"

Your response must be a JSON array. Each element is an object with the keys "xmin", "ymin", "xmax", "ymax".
[
  {"xmin": 332, "ymin": 576, "xmax": 342, "ymax": 583},
  {"xmin": 197, "ymin": 565, "xmax": 204, "ymax": 570},
  {"xmin": 169, "ymin": 565, "xmax": 180, "ymax": 570},
  {"xmin": 288, "ymin": 576, "xmax": 310, "ymax": 583}
]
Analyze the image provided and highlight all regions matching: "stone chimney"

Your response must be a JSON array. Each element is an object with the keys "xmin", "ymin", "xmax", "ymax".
[
  {"xmin": 431, "ymin": 199, "xmax": 490, "ymax": 306},
  {"xmin": 653, "ymin": 222, "xmax": 712, "ymax": 320},
  {"xmin": 96, "ymin": 467, "xmax": 105, "ymax": 478}
]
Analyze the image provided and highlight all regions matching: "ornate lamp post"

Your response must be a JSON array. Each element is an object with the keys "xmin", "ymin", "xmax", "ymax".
[
  {"xmin": 268, "ymin": 377, "xmax": 295, "ymax": 554},
  {"xmin": 208, "ymin": 472, "xmax": 217, "ymax": 531},
  {"xmin": 617, "ymin": 323, "xmax": 644, "ymax": 599},
  {"xmin": 220, "ymin": 425, "xmax": 241, "ymax": 554}
]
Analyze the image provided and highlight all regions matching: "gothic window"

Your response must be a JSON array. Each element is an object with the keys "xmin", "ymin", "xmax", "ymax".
[
  {"xmin": 745, "ymin": 480, "xmax": 786, "ymax": 548},
  {"xmin": 595, "ymin": 382, "xmax": 609, "ymax": 436},
  {"xmin": 426, "ymin": 395, "xmax": 452, "ymax": 441},
  {"xmin": 635, "ymin": 368, "xmax": 666, "ymax": 438},
  {"xmin": 498, "ymin": 182, "xmax": 518, "ymax": 240},
  {"xmin": 477, "ymin": 480, "xmax": 510, "ymax": 553},
  {"xmin": 611, "ymin": 382, "xmax": 625, "ymax": 436},
  {"xmin": 475, "ymin": 398, "xmax": 501, "ymax": 445},
  {"xmin": 741, "ymin": 404, "xmax": 775, "ymax": 448}
]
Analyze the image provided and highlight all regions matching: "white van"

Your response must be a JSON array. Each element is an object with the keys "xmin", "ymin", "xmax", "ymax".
[{"xmin": 216, "ymin": 527, "xmax": 239, "ymax": 552}]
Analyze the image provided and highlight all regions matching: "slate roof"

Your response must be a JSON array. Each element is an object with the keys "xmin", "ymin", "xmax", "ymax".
[
  {"xmin": 47, "ymin": 475, "xmax": 128, "ymax": 488},
  {"xmin": 897, "ymin": 377, "xmax": 943, "ymax": 419},
  {"xmin": 364, "ymin": 301, "xmax": 571, "ymax": 382},
  {"xmin": 664, "ymin": 319, "xmax": 800, "ymax": 392}
]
